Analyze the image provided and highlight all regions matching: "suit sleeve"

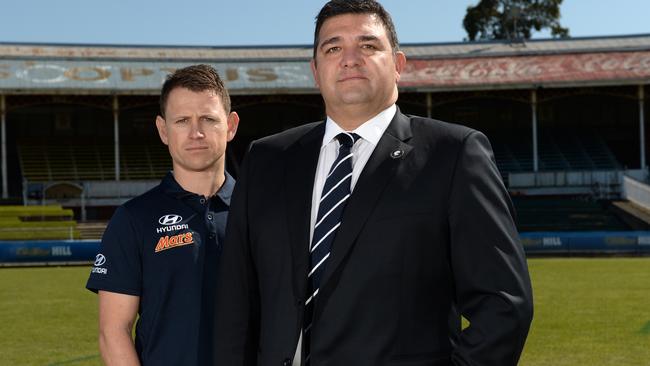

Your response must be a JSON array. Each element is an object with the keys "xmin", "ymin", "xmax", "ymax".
[
  {"xmin": 447, "ymin": 131, "xmax": 533, "ymax": 366},
  {"xmin": 214, "ymin": 142, "xmax": 260, "ymax": 366}
]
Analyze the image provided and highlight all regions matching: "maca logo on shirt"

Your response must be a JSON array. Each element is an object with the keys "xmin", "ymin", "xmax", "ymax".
[{"xmin": 155, "ymin": 232, "xmax": 194, "ymax": 253}]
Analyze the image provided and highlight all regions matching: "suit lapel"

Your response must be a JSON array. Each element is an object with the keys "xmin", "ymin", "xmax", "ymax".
[
  {"xmin": 285, "ymin": 122, "xmax": 325, "ymax": 298},
  {"xmin": 319, "ymin": 111, "xmax": 414, "ymax": 291}
]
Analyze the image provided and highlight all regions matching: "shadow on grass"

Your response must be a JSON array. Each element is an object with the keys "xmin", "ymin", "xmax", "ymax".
[
  {"xmin": 641, "ymin": 321, "xmax": 650, "ymax": 334},
  {"xmin": 46, "ymin": 354, "xmax": 99, "ymax": 366}
]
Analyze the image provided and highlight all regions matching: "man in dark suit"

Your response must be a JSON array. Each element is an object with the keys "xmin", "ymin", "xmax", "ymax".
[{"xmin": 214, "ymin": 1, "xmax": 533, "ymax": 365}]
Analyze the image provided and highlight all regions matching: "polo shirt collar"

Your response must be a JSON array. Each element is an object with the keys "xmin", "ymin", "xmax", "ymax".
[
  {"xmin": 322, "ymin": 104, "xmax": 397, "ymax": 147},
  {"xmin": 161, "ymin": 171, "xmax": 235, "ymax": 206},
  {"xmin": 217, "ymin": 171, "xmax": 235, "ymax": 205}
]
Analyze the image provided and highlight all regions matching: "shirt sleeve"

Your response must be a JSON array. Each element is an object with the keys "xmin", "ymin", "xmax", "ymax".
[{"xmin": 86, "ymin": 205, "xmax": 142, "ymax": 296}]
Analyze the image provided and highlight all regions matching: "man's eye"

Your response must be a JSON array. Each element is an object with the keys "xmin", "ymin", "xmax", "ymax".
[
  {"xmin": 325, "ymin": 46, "xmax": 341, "ymax": 54},
  {"xmin": 361, "ymin": 44, "xmax": 376, "ymax": 50},
  {"xmin": 176, "ymin": 118, "xmax": 188, "ymax": 124}
]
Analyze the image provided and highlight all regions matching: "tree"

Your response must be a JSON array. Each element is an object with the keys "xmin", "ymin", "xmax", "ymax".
[{"xmin": 463, "ymin": 0, "xmax": 569, "ymax": 41}]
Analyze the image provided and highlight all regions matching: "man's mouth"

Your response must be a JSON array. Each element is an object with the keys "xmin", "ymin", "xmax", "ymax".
[{"xmin": 338, "ymin": 75, "xmax": 367, "ymax": 82}]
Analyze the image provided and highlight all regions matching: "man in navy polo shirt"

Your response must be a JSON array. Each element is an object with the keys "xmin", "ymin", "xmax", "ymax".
[{"xmin": 86, "ymin": 64, "xmax": 239, "ymax": 365}]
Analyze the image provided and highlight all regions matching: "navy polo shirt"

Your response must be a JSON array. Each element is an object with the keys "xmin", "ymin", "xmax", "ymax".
[{"xmin": 86, "ymin": 171, "xmax": 234, "ymax": 365}]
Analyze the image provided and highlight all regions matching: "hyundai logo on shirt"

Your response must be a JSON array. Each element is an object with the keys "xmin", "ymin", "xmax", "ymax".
[
  {"xmin": 94, "ymin": 253, "xmax": 106, "ymax": 266},
  {"xmin": 156, "ymin": 214, "xmax": 192, "ymax": 234},
  {"xmin": 159, "ymin": 214, "xmax": 183, "ymax": 225},
  {"xmin": 92, "ymin": 253, "xmax": 108, "ymax": 274}
]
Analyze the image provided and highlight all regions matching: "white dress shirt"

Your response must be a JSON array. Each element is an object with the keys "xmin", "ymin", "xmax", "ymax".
[
  {"xmin": 309, "ymin": 104, "xmax": 397, "ymax": 243},
  {"xmin": 293, "ymin": 104, "xmax": 397, "ymax": 366}
]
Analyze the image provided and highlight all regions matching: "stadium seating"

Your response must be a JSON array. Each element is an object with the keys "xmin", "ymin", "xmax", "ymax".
[
  {"xmin": 538, "ymin": 132, "xmax": 622, "ymax": 171},
  {"xmin": 492, "ymin": 131, "xmax": 622, "ymax": 180},
  {"xmin": 0, "ymin": 205, "xmax": 80, "ymax": 240},
  {"xmin": 512, "ymin": 197, "xmax": 630, "ymax": 232},
  {"xmin": 119, "ymin": 144, "xmax": 171, "ymax": 180},
  {"xmin": 491, "ymin": 135, "xmax": 534, "ymax": 176},
  {"xmin": 77, "ymin": 221, "xmax": 107, "ymax": 240},
  {"xmin": 17, "ymin": 141, "xmax": 171, "ymax": 182}
]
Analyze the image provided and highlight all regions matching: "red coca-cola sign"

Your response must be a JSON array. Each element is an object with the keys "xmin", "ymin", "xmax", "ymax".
[{"xmin": 400, "ymin": 51, "xmax": 650, "ymax": 88}]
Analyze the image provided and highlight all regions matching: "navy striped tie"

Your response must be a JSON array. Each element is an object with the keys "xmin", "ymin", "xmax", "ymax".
[{"xmin": 303, "ymin": 132, "xmax": 360, "ymax": 364}]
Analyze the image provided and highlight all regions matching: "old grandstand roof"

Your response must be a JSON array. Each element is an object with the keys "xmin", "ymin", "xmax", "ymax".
[{"xmin": 1, "ymin": 34, "xmax": 649, "ymax": 94}]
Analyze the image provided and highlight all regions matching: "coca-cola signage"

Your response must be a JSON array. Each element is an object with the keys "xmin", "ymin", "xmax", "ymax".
[
  {"xmin": 400, "ymin": 51, "xmax": 650, "ymax": 88},
  {"xmin": 0, "ymin": 51, "xmax": 648, "ymax": 92}
]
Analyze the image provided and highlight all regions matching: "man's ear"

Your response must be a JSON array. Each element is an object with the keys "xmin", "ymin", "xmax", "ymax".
[
  {"xmin": 310, "ymin": 59, "xmax": 320, "ymax": 88},
  {"xmin": 394, "ymin": 51, "xmax": 406, "ymax": 82},
  {"xmin": 155, "ymin": 115, "xmax": 169, "ymax": 145},
  {"xmin": 226, "ymin": 112, "xmax": 240, "ymax": 142}
]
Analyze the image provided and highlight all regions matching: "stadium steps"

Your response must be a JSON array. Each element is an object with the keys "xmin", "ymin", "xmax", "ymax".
[
  {"xmin": 0, "ymin": 205, "xmax": 75, "ymax": 218},
  {"xmin": 539, "ymin": 135, "xmax": 571, "ymax": 170},
  {"xmin": 491, "ymin": 135, "xmax": 533, "ymax": 181},
  {"xmin": 120, "ymin": 144, "xmax": 170, "ymax": 180},
  {"xmin": 77, "ymin": 221, "xmax": 107, "ymax": 240},
  {"xmin": 582, "ymin": 136, "xmax": 622, "ymax": 170},
  {"xmin": 0, "ymin": 205, "xmax": 80, "ymax": 240},
  {"xmin": 513, "ymin": 197, "xmax": 630, "ymax": 232},
  {"xmin": 493, "ymin": 132, "xmax": 622, "ymax": 182},
  {"xmin": 18, "ymin": 141, "xmax": 171, "ymax": 182},
  {"xmin": 609, "ymin": 201, "xmax": 650, "ymax": 230}
]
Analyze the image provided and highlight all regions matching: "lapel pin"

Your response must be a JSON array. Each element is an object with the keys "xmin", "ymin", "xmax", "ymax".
[{"xmin": 390, "ymin": 149, "xmax": 404, "ymax": 159}]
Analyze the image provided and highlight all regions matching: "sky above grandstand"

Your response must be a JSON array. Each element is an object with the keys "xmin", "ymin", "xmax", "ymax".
[{"xmin": 1, "ymin": 0, "xmax": 649, "ymax": 46}]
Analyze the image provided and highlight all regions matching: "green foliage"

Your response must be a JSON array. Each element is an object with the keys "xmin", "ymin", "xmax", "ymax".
[
  {"xmin": 463, "ymin": 0, "xmax": 569, "ymax": 41},
  {"xmin": 0, "ymin": 259, "xmax": 649, "ymax": 365}
]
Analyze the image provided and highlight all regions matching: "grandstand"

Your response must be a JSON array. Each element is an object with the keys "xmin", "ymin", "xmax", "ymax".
[
  {"xmin": 513, "ymin": 197, "xmax": 629, "ymax": 232},
  {"xmin": 1, "ymin": 34, "xmax": 650, "ymax": 259},
  {"xmin": 17, "ymin": 141, "xmax": 170, "ymax": 182},
  {"xmin": 0, "ymin": 205, "xmax": 79, "ymax": 240},
  {"xmin": 492, "ymin": 131, "xmax": 623, "ymax": 179}
]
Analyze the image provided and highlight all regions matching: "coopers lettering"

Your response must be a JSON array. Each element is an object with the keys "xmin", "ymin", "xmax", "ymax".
[{"xmin": 155, "ymin": 232, "xmax": 194, "ymax": 253}]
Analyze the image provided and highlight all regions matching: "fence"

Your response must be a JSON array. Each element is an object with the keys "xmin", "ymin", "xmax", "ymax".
[
  {"xmin": 509, "ymin": 168, "xmax": 648, "ymax": 197},
  {"xmin": 621, "ymin": 174, "xmax": 650, "ymax": 211}
]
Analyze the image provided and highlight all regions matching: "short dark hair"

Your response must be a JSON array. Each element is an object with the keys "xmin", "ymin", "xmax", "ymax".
[
  {"xmin": 313, "ymin": 0, "xmax": 399, "ymax": 58},
  {"xmin": 159, "ymin": 64, "xmax": 231, "ymax": 117}
]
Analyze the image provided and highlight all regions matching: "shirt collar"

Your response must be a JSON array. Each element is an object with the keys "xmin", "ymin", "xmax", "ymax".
[
  {"xmin": 322, "ymin": 104, "xmax": 396, "ymax": 147},
  {"xmin": 161, "ymin": 171, "xmax": 235, "ymax": 206},
  {"xmin": 217, "ymin": 171, "xmax": 235, "ymax": 205}
]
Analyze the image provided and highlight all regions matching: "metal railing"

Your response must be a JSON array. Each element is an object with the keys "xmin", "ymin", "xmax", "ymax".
[
  {"xmin": 508, "ymin": 168, "xmax": 648, "ymax": 197},
  {"xmin": 622, "ymin": 175, "xmax": 650, "ymax": 211}
]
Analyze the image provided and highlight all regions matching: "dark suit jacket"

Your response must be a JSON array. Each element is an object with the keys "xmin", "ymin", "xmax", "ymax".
[{"xmin": 214, "ymin": 110, "xmax": 533, "ymax": 366}]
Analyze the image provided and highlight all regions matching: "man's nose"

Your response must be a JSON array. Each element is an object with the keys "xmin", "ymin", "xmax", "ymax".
[
  {"xmin": 340, "ymin": 47, "xmax": 362, "ymax": 68},
  {"xmin": 189, "ymin": 120, "xmax": 205, "ymax": 139}
]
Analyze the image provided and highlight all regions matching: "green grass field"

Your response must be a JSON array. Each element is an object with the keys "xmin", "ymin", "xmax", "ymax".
[{"xmin": 0, "ymin": 258, "xmax": 649, "ymax": 365}]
